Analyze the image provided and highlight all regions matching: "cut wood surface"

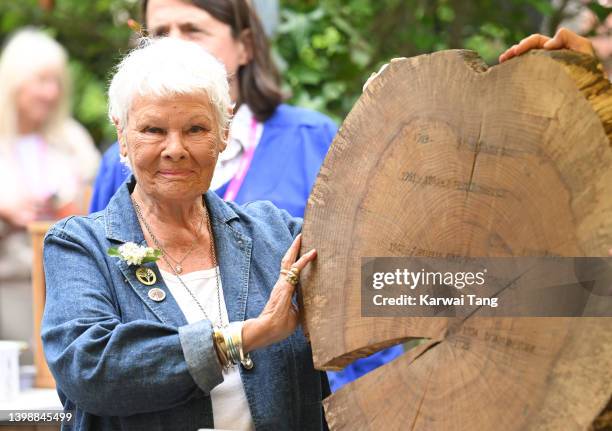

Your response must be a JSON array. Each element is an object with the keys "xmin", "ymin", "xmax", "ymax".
[{"xmin": 300, "ymin": 49, "xmax": 612, "ymax": 430}]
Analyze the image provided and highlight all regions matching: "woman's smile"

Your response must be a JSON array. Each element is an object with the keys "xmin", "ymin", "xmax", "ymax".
[{"xmin": 157, "ymin": 169, "xmax": 194, "ymax": 178}]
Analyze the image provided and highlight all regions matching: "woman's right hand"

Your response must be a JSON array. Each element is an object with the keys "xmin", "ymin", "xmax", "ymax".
[{"xmin": 242, "ymin": 234, "xmax": 317, "ymax": 353}]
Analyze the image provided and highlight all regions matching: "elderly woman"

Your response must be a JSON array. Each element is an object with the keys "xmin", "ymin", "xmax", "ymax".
[{"xmin": 42, "ymin": 37, "xmax": 322, "ymax": 431}]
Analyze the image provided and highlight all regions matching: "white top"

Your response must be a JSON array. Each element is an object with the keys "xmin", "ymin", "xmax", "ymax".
[
  {"xmin": 210, "ymin": 104, "xmax": 264, "ymax": 192},
  {"xmin": 159, "ymin": 268, "xmax": 255, "ymax": 431}
]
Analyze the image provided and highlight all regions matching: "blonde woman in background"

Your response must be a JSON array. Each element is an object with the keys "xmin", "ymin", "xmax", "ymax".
[{"xmin": 0, "ymin": 28, "xmax": 99, "ymax": 364}]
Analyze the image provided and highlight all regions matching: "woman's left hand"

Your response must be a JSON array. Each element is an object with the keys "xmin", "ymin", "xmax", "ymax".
[
  {"xmin": 499, "ymin": 27, "xmax": 595, "ymax": 63},
  {"xmin": 242, "ymin": 234, "xmax": 317, "ymax": 353}
]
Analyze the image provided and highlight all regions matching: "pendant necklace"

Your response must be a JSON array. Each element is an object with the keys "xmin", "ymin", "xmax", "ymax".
[{"xmin": 132, "ymin": 196, "xmax": 224, "ymax": 329}]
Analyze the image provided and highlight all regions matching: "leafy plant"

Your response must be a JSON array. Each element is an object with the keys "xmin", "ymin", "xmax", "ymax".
[{"xmin": 274, "ymin": 0, "xmax": 603, "ymax": 123}]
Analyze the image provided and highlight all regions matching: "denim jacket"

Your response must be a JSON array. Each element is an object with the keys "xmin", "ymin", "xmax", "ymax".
[{"xmin": 42, "ymin": 179, "xmax": 328, "ymax": 430}]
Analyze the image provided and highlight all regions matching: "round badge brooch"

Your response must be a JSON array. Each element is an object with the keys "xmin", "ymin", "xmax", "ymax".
[{"xmin": 135, "ymin": 266, "xmax": 157, "ymax": 286}]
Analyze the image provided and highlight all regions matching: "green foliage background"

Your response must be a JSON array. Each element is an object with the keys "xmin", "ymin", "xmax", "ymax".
[{"xmin": 0, "ymin": 0, "xmax": 608, "ymax": 149}]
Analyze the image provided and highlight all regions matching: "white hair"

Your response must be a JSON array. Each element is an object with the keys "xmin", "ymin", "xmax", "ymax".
[
  {"xmin": 0, "ymin": 28, "xmax": 71, "ymax": 152},
  {"xmin": 108, "ymin": 37, "xmax": 231, "ymax": 136}
]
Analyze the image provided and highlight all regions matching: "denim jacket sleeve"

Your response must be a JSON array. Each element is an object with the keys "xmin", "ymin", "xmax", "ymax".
[{"xmin": 41, "ymin": 221, "xmax": 223, "ymax": 417}]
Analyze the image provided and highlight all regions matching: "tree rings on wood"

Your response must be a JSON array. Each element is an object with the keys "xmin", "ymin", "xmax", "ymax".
[{"xmin": 300, "ymin": 49, "xmax": 612, "ymax": 430}]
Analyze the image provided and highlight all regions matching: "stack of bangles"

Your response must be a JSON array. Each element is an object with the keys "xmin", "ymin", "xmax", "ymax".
[
  {"xmin": 212, "ymin": 267, "xmax": 301, "ymax": 370},
  {"xmin": 213, "ymin": 322, "xmax": 254, "ymax": 370}
]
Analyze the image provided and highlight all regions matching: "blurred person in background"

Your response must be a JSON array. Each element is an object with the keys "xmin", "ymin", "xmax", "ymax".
[{"xmin": 0, "ymin": 28, "xmax": 100, "ymax": 363}]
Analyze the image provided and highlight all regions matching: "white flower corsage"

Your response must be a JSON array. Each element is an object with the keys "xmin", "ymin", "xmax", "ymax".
[{"xmin": 107, "ymin": 242, "xmax": 161, "ymax": 266}]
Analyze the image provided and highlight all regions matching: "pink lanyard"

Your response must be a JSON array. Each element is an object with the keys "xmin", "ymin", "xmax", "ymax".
[{"xmin": 223, "ymin": 117, "xmax": 259, "ymax": 201}]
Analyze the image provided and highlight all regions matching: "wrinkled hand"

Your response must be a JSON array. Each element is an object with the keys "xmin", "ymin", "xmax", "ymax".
[
  {"xmin": 499, "ymin": 27, "xmax": 595, "ymax": 63},
  {"xmin": 242, "ymin": 234, "xmax": 317, "ymax": 352}
]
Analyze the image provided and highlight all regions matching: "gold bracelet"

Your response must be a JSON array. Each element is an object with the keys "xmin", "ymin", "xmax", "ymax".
[
  {"xmin": 212, "ymin": 328, "xmax": 230, "ymax": 368},
  {"xmin": 220, "ymin": 322, "xmax": 254, "ymax": 370}
]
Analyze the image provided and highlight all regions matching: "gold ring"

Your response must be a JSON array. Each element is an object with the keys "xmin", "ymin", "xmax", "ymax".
[
  {"xmin": 285, "ymin": 273, "xmax": 299, "ymax": 286},
  {"xmin": 281, "ymin": 267, "xmax": 300, "ymax": 276},
  {"xmin": 281, "ymin": 266, "xmax": 300, "ymax": 285}
]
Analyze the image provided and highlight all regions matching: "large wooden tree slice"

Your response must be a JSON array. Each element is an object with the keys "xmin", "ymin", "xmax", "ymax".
[{"xmin": 300, "ymin": 50, "xmax": 612, "ymax": 430}]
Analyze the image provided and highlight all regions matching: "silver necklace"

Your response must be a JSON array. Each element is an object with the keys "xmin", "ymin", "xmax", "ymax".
[
  {"xmin": 132, "ymin": 196, "xmax": 225, "ymax": 329},
  {"xmin": 131, "ymin": 198, "xmax": 201, "ymax": 272},
  {"xmin": 160, "ymin": 213, "xmax": 204, "ymax": 274}
]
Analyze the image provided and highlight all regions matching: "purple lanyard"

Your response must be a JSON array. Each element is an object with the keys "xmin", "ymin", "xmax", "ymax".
[{"xmin": 223, "ymin": 117, "xmax": 259, "ymax": 202}]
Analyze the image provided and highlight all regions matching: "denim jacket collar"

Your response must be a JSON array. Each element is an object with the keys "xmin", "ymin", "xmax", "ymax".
[{"xmin": 103, "ymin": 177, "xmax": 251, "ymax": 327}]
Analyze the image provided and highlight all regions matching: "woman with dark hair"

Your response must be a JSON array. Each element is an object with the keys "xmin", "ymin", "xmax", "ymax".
[{"xmin": 142, "ymin": 0, "xmax": 283, "ymax": 121}]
